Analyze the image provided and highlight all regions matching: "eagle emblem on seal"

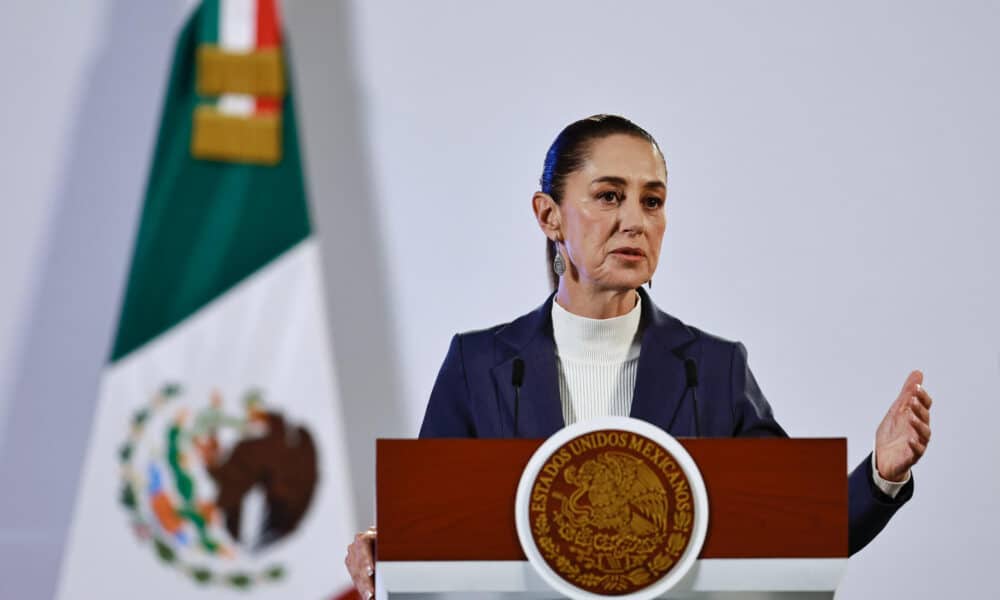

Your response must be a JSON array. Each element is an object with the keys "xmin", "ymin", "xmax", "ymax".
[{"xmin": 528, "ymin": 430, "xmax": 695, "ymax": 595}]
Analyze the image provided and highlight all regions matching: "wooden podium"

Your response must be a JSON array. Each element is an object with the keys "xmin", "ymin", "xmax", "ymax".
[{"xmin": 375, "ymin": 438, "xmax": 848, "ymax": 599}]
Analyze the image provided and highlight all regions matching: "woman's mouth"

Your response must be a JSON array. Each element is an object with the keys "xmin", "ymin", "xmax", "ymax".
[{"xmin": 611, "ymin": 247, "xmax": 646, "ymax": 261}]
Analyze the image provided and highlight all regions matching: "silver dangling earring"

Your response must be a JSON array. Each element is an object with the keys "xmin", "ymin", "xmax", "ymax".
[{"xmin": 553, "ymin": 243, "xmax": 566, "ymax": 277}]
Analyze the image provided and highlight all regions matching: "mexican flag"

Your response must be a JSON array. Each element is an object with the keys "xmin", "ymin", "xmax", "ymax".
[{"xmin": 57, "ymin": 1, "xmax": 356, "ymax": 597}]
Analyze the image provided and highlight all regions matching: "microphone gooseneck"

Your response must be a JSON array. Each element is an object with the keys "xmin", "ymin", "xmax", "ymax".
[
  {"xmin": 512, "ymin": 358, "xmax": 525, "ymax": 438},
  {"xmin": 684, "ymin": 358, "xmax": 702, "ymax": 437}
]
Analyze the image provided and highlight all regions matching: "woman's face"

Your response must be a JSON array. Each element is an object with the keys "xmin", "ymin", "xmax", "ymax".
[{"xmin": 555, "ymin": 134, "xmax": 667, "ymax": 292}]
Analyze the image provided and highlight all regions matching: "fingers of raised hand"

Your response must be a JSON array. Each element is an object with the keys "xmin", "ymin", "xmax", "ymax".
[
  {"xmin": 906, "ymin": 383, "xmax": 932, "ymax": 437},
  {"xmin": 907, "ymin": 436, "xmax": 928, "ymax": 458},
  {"xmin": 904, "ymin": 396, "xmax": 931, "ymax": 465},
  {"xmin": 910, "ymin": 397, "xmax": 930, "ymax": 425},
  {"xmin": 909, "ymin": 413, "xmax": 931, "ymax": 443},
  {"xmin": 914, "ymin": 384, "xmax": 933, "ymax": 409},
  {"xmin": 895, "ymin": 376, "xmax": 932, "ymax": 416},
  {"xmin": 901, "ymin": 392, "xmax": 931, "ymax": 444}
]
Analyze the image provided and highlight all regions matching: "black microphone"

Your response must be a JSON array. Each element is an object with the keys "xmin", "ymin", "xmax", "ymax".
[
  {"xmin": 684, "ymin": 358, "xmax": 702, "ymax": 437},
  {"xmin": 512, "ymin": 358, "xmax": 525, "ymax": 438}
]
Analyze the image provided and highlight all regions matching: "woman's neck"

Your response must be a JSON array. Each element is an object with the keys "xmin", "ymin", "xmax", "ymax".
[{"xmin": 554, "ymin": 281, "xmax": 639, "ymax": 319}]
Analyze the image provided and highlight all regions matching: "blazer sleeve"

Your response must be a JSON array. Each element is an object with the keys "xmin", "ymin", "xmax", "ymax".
[
  {"xmin": 418, "ymin": 334, "xmax": 477, "ymax": 438},
  {"xmin": 728, "ymin": 342, "xmax": 913, "ymax": 556}
]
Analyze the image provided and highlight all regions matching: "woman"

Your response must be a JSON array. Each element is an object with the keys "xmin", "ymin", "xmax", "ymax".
[{"xmin": 345, "ymin": 115, "xmax": 932, "ymax": 599}]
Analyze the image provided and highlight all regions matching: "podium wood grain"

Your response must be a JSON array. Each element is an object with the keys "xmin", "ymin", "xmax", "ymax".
[{"xmin": 376, "ymin": 438, "xmax": 847, "ymax": 561}]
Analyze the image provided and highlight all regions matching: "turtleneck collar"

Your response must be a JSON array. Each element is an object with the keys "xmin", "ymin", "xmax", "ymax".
[{"xmin": 551, "ymin": 293, "xmax": 643, "ymax": 363}]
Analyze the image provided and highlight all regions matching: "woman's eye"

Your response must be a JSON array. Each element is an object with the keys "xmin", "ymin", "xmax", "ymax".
[
  {"xmin": 644, "ymin": 196, "xmax": 664, "ymax": 208},
  {"xmin": 599, "ymin": 191, "xmax": 621, "ymax": 204}
]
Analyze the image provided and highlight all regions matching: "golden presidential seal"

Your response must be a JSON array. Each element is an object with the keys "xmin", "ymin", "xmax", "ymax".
[{"xmin": 516, "ymin": 417, "xmax": 708, "ymax": 600}]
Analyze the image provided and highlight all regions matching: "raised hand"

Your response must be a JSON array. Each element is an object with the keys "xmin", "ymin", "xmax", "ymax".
[{"xmin": 875, "ymin": 370, "xmax": 932, "ymax": 482}]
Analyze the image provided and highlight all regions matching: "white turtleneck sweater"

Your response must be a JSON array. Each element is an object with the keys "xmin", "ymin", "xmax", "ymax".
[
  {"xmin": 551, "ymin": 295, "xmax": 643, "ymax": 425},
  {"xmin": 549, "ymin": 294, "xmax": 908, "ymax": 499}
]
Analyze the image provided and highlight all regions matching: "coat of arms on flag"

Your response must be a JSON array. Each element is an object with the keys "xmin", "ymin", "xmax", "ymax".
[{"xmin": 117, "ymin": 384, "xmax": 320, "ymax": 589}]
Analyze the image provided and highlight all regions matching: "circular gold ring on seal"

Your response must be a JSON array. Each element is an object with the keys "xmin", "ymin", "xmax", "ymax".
[{"xmin": 515, "ymin": 417, "xmax": 708, "ymax": 599}]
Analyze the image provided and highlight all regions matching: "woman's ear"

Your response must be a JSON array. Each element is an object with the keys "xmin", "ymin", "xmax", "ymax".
[{"xmin": 532, "ymin": 192, "xmax": 562, "ymax": 242}]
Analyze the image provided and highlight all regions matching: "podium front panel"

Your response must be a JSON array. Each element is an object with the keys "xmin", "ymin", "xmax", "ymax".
[{"xmin": 376, "ymin": 438, "xmax": 847, "ymax": 561}]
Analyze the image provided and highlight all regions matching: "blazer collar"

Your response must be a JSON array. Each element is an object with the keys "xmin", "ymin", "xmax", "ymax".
[{"xmin": 490, "ymin": 288, "xmax": 697, "ymax": 437}]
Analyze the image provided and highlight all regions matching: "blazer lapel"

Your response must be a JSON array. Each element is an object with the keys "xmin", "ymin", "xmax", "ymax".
[
  {"xmin": 629, "ymin": 288, "xmax": 698, "ymax": 435},
  {"xmin": 490, "ymin": 295, "xmax": 564, "ymax": 438}
]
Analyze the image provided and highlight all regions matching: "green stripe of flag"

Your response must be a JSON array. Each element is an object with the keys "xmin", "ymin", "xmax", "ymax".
[
  {"xmin": 198, "ymin": 0, "xmax": 220, "ymax": 45},
  {"xmin": 111, "ymin": 1, "xmax": 310, "ymax": 362}
]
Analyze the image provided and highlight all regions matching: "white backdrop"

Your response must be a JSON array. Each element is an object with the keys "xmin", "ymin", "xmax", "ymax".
[{"xmin": 1, "ymin": 1, "xmax": 997, "ymax": 598}]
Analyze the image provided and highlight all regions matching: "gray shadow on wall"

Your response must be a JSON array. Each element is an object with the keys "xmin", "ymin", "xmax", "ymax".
[
  {"xmin": 0, "ymin": 1, "xmax": 187, "ymax": 598},
  {"xmin": 284, "ymin": 1, "xmax": 408, "ymax": 529}
]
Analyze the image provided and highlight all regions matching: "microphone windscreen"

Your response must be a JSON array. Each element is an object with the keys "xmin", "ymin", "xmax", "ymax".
[
  {"xmin": 684, "ymin": 358, "xmax": 699, "ymax": 387},
  {"xmin": 512, "ymin": 358, "xmax": 525, "ymax": 386}
]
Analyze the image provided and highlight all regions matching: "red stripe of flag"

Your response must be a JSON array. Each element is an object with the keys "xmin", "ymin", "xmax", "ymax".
[
  {"xmin": 256, "ymin": 0, "xmax": 281, "ymax": 114},
  {"xmin": 256, "ymin": 0, "xmax": 281, "ymax": 47}
]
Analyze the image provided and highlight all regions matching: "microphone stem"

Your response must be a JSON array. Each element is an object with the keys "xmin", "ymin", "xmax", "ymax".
[
  {"xmin": 513, "ymin": 387, "xmax": 521, "ymax": 438},
  {"xmin": 691, "ymin": 387, "xmax": 701, "ymax": 437}
]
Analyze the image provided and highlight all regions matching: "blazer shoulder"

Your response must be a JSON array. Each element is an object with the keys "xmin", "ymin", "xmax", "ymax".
[
  {"xmin": 652, "ymin": 305, "xmax": 741, "ymax": 355},
  {"xmin": 682, "ymin": 324, "xmax": 748, "ymax": 377},
  {"xmin": 454, "ymin": 296, "xmax": 553, "ymax": 356},
  {"xmin": 453, "ymin": 323, "xmax": 507, "ymax": 352},
  {"xmin": 685, "ymin": 323, "xmax": 742, "ymax": 351},
  {"xmin": 445, "ymin": 319, "xmax": 523, "ymax": 384}
]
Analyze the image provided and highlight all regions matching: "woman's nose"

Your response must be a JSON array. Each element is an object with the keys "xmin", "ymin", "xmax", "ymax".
[{"xmin": 619, "ymin": 198, "xmax": 645, "ymax": 235}]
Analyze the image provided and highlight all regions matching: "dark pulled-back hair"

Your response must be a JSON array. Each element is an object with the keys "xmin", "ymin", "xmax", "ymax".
[{"xmin": 540, "ymin": 114, "xmax": 664, "ymax": 289}]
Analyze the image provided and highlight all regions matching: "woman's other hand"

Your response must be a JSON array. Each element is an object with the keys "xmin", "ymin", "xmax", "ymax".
[
  {"xmin": 345, "ymin": 527, "xmax": 377, "ymax": 599},
  {"xmin": 875, "ymin": 370, "xmax": 933, "ymax": 482}
]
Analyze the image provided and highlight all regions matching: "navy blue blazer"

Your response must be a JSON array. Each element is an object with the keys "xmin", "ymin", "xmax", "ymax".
[{"xmin": 419, "ymin": 288, "xmax": 913, "ymax": 555}]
